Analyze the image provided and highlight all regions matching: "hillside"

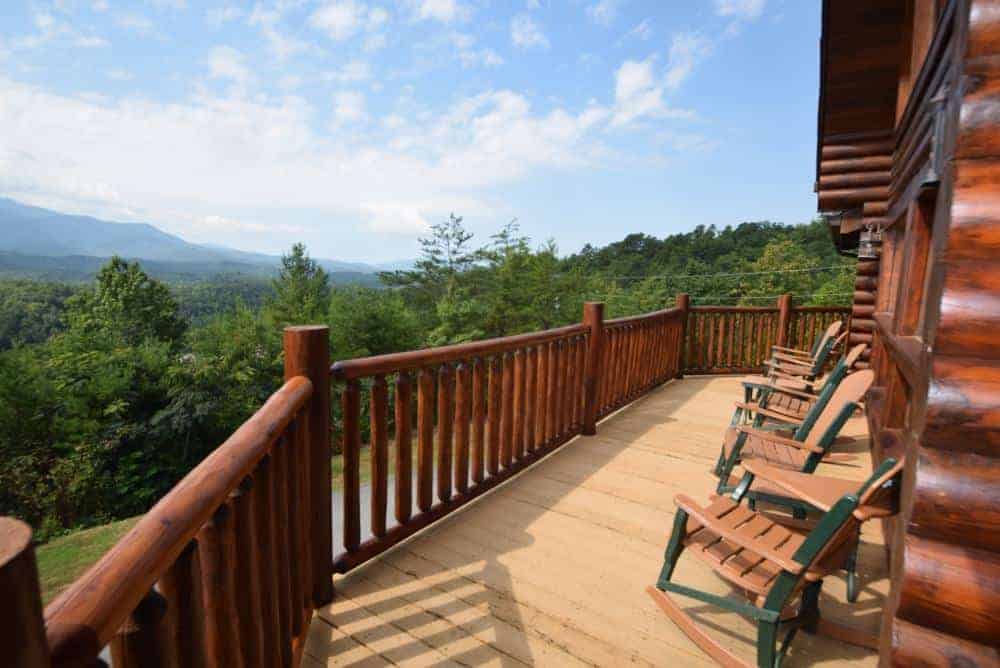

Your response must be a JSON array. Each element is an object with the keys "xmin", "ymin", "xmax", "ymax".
[{"xmin": 0, "ymin": 198, "xmax": 386, "ymax": 281}]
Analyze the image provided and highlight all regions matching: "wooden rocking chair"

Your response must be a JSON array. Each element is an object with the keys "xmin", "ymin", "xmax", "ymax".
[
  {"xmin": 762, "ymin": 329, "xmax": 846, "ymax": 384},
  {"xmin": 740, "ymin": 343, "xmax": 868, "ymax": 410},
  {"xmin": 714, "ymin": 370, "xmax": 874, "ymax": 493},
  {"xmin": 733, "ymin": 345, "xmax": 868, "ymax": 434},
  {"xmin": 647, "ymin": 457, "xmax": 902, "ymax": 668}
]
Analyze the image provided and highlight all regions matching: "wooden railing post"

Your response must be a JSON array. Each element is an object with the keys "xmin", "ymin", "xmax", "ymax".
[
  {"xmin": 675, "ymin": 293, "xmax": 690, "ymax": 377},
  {"xmin": 582, "ymin": 302, "xmax": 605, "ymax": 436},
  {"xmin": 776, "ymin": 293, "xmax": 793, "ymax": 349},
  {"xmin": 0, "ymin": 517, "xmax": 50, "ymax": 668},
  {"xmin": 283, "ymin": 325, "xmax": 334, "ymax": 606}
]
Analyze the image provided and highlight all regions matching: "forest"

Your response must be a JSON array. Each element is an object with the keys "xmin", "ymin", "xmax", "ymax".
[{"xmin": 0, "ymin": 216, "xmax": 853, "ymax": 539}]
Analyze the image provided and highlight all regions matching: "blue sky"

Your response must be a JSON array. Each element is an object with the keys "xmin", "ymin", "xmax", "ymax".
[{"xmin": 0, "ymin": 0, "xmax": 820, "ymax": 262}]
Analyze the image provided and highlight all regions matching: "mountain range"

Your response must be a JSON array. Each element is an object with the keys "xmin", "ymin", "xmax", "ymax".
[{"xmin": 0, "ymin": 198, "xmax": 409, "ymax": 283}]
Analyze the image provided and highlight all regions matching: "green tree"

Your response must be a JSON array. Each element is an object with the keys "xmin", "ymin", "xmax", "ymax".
[{"xmin": 268, "ymin": 243, "xmax": 331, "ymax": 325}]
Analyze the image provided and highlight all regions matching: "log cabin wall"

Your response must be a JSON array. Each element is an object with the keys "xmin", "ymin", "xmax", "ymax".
[{"xmin": 818, "ymin": 1, "xmax": 1000, "ymax": 665}]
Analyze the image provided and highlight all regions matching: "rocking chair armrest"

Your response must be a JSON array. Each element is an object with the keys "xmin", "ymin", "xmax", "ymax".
[
  {"xmin": 772, "ymin": 351, "xmax": 813, "ymax": 364},
  {"xmin": 741, "ymin": 461, "xmax": 857, "ymax": 512},
  {"xmin": 770, "ymin": 345, "xmax": 811, "ymax": 357},
  {"xmin": 764, "ymin": 385, "xmax": 817, "ymax": 402},
  {"xmin": 773, "ymin": 376, "xmax": 815, "ymax": 392},
  {"xmin": 765, "ymin": 358, "xmax": 814, "ymax": 375},
  {"xmin": 736, "ymin": 426, "xmax": 824, "ymax": 453},
  {"xmin": 769, "ymin": 369, "xmax": 812, "ymax": 383},
  {"xmin": 674, "ymin": 494, "xmax": 804, "ymax": 575},
  {"xmin": 733, "ymin": 402, "xmax": 804, "ymax": 425}
]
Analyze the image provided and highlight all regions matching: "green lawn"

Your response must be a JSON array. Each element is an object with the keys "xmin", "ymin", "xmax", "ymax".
[{"xmin": 35, "ymin": 516, "xmax": 141, "ymax": 605}]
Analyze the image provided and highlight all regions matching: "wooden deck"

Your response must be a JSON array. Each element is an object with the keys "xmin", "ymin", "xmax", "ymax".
[{"xmin": 305, "ymin": 376, "xmax": 886, "ymax": 667}]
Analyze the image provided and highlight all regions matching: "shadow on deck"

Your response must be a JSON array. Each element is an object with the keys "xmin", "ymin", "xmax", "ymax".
[{"xmin": 305, "ymin": 376, "xmax": 885, "ymax": 667}]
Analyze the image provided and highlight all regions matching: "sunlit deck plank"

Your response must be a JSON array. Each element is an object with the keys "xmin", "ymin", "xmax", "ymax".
[{"xmin": 309, "ymin": 376, "xmax": 885, "ymax": 667}]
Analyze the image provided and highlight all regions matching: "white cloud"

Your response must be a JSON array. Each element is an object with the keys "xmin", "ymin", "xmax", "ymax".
[
  {"xmin": 511, "ymin": 14, "xmax": 548, "ymax": 50},
  {"xmin": 207, "ymin": 46, "xmax": 253, "ymax": 86},
  {"xmin": 207, "ymin": 6, "xmax": 243, "ymax": 26},
  {"xmin": 525, "ymin": 0, "xmax": 541, "ymax": 8},
  {"xmin": 201, "ymin": 214, "xmax": 304, "ymax": 234},
  {"xmin": 92, "ymin": 0, "xmax": 110, "ymax": 11},
  {"xmin": 611, "ymin": 57, "xmax": 694, "ymax": 127},
  {"xmin": 4, "ymin": 11, "xmax": 109, "ymax": 52},
  {"xmin": 309, "ymin": 1, "xmax": 388, "ymax": 45},
  {"xmin": 413, "ymin": 0, "xmax": 465, "ymax": 23},
  {"xmin": 586, "ymin": 0, "xmax": 621, "ymax": 26},
  {"xmin": 361, "ymin": 202, "xmax": 430, "ymax": 235},
  {"xmin": 714, "ymin": 0, "xmax": 765, "ymax": 19},
  {"xmin": 627, "ymin": 18, "xmax": 652, "ymax": 40},
  {"xmin": 332, "ymin": 90, "xmax": 367, "ymax": 124},
  {"xmin": 150, "ymin": 0, "xmax": 188, "ymax": 9},
  {"xmin": 107, "ymin": 69, "xmax": 134, "ymax": 80},
  {"xmin": 450, "ymin": 32, "xmax": 504, "ymax": 68},
  {"xmin": 249, "ymin": 4, "xmax": 313, "ymax": 60},
  {"xmin": 665, "ymin": 32, "xmax": 710, "ymax": 89}
]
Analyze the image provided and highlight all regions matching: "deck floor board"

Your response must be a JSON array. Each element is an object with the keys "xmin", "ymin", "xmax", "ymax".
[{"xmin": 308, "ymin": 376, "xmax": 885, "ymax": 667}]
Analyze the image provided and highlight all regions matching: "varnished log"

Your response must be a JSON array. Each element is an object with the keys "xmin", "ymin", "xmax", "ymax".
[
  {"xmin": 282, "ymin": 326, "xmax": 332, "ymax": 606},
  {"xmin": 818, "ymin": 186, "xmax": 890, "ymax": 210},
  {"xmin": 820, "ymin": 154, "xmax": 893, "ymax": 174},
  {"xmin": 270, "ymin": 440, "xmax": 296, "ymax": 648},
  {"xmin": 892, "ymin": 619, "xmax": 999, "ymax": 667},
  {"xmin": 197, "ymin": 505, "xmax": 243, "ymax": 668},
  {"xmin": 820, "ymin": 138, "xmax": 894, "ymax": 160},
  {"xmin": 852, "ymin": 304, "xmax": 876, "ymax": 317},
  {"xmin": 855, "ymin": 276, "xmax": 878, "ymax": 291},
  {"xmin": 849, "ymin": 332, "xmax": 874, "ymax": 345},
  {"xmin": 853, "ymin": 290, "xmax": 877, "ymax": 304},
  {"xmin": 229, "ymin": 478, "xmax": 265, "ymax": 667},
  {"xmin": 249, "ymin": 458, "xmax": 283, "ymax": 668},
  {"xmin": 158, "ymin": 542, "xmax": 201, "ymax": 668},
  {"xmin": 370, "ymin": 376, "xmax": 389, "ymax": 538},
  {"xmin": 1, "ymin": 518, "xmax": 50, "ymax": 668},
  {"xmin": 524, "ymin": 348, "xmax": 538, "ymax": 451},
  {"xmin": 857, "ymin": 260, "xmax": 880, "ymax": 276},
  {"xmin": 536, "ymin": 343, "xmax": 549, "ymax": 447},
  {"xmin": 852, "ymin": 318, "xmax": 877, "ymax": 332},
  {"xmin": 500, "ymin": 353, "xmax": 514, "ymax": 468},
  {"xmin": 486, "ymin": 356, "xmax": 502, "ymax": 474},
  {"xmin": 863, "ymin": 200, "xmax": 888, "ymax": 217},
  {"xmin": 436, "ymin": 364, "xmax": 454, "ymax": 502},
  {"xmin": 341, "ymin": 380, "xmax": 361, "ymax": 551},
  {"xmin": 109, "ymin": 589, "xmax": 167, "ymax": 668},
  {"xmin": 394, "ymin": 373, "xmax": 413, "ymax": 524},
  {"xmin": 417, "ymin": 368, "xmax": 435, "ymax": 512},
  {"xmin": 818, "ymin": 170, "xmax": 891, "ymax": 189},
  {"xmin": 512, "ymin": 350, "xmax": 526, "ymax": 460},
  {"xmin": 776, "ymin": 294, "xmax": 793, "ymax": 349},
  {"xmin": 583, "ymin": 303, "xmax": 604, "ymax": 434},
  {"xmin": 470, "ymin": 359, "xmax": 485, "ymax": 484},
  {"xmin": 546, "ymin": 340, "xmax": 558, "ymax": 443},
  {"xmin": 44, "ymin": 379, "xmax": 313, "ymax": 667},
  {"xmin": 454, "ymin": 362, "xmax": 471, "ymax": 495}
]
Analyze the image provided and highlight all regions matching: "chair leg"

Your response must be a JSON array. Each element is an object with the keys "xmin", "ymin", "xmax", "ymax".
[
  {"xmin": 845, "ymin": 531, "xmax": 861, "ymax": 603},
  {"xmin": 657, "ymin": 509, "xmax": 688, "ymax": 586},
  {"xmin": 756, "ymin": 620, "xmax": 779, "ymax": 668}
]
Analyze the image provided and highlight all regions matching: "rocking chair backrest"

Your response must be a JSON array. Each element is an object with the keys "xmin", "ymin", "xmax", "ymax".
[
  {"xmin": 842, "ymin": 343, "xmax": 867, "ymax": 372},
  {"xmin": 805, "ymin": 326, "xmax": 845, "ymax": 376},
  {"xmin": 802, "ymin": 369, "xmax": 874, "ymax": 453},
  {"xmin": 785, "ymin": 355, "xmax": 853, "ymax": 439}
]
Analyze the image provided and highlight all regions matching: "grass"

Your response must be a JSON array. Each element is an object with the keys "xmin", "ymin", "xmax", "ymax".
[{"xmin": 35, "ymin": 516, "xmax": 141, "ymax": 605}]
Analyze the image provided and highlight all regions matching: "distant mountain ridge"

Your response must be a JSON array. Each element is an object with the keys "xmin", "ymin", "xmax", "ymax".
[{"xmin": 0, "ymin": 198, "xmax": 409, "ymax": 282}]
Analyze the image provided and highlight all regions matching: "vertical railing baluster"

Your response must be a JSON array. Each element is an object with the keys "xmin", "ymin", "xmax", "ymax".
[
  {"xmin": 394, "ymin": 373, "xmax": 412, "ymax": 524},
  {"xmin": 487, "ymin": 356, "xmax": 502, "ymax": 475},
  {"xmin": 197, "ymin": 504, "xmax": 243, "ymax": 668},
  {"xmin": 417, "ymin": 368, "xmax": 435, "ymax": 513},
  {"xmin": 471, "ymin": 359, "xmax": 486, "ymax": 484},
  {"xmin": 230, "ymin": 477, "xmax": 265, "ymax": 668},
  {"xmin": 271, "ymin": 436, "xmax": 297, "ymax": 646},
  {"xmin": 437, "ymin": 364, "xmax": 454, "ymax": 503},
  {"xmin": 159, "ymin": 541, "xmax": 202, "ymax": 668},
  {"xmin": 512, "ymin": 350, "xmax": 526, "ymax": 461},
  {"xmin": 454, "ymin": 362, "xmax": 471, "ymax": 494},
  {"xmin": 342, "ymin": 380, "xmax": 361, "ymax": 551},
  {"xmin": 250, "ymin": 456, "xmax": 283, "ymax": 668},
  {"xmin": 546, "ymin": 340, "xmax": 558, "ymax": 444},
  {"xmin": 276, "ymin": 436, "xmax": 304, "ymax": 640},
  {"xmin": 370, "ymin": 375, "xmax": 389, "ymax": 538},
  {"xmin": 109, "ymin": 588, "xmax": 168, "ymax": 668},
  {"xmin": 500, "ymin": 352, "xmax": 514, "ymax": 468},
  {"xmin": 537, "ymin": 342, "xmax": 550, "ymax": 448},
  {"xmin": 525, "ymin": 347, "xmax": 538, "ymax": 450}
]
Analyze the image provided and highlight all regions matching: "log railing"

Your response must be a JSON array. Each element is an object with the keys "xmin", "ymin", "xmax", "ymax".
[
  {"xmin": 683, "ymin": 297, "xmax": 851, "ymax": 375},
  {"xmin": 1, "ymin": 296, "xmax": 850, "ymax": 668},
  {"xmin": 6, "ymin": 327, "xmax": 334, "ymax": 668},
  {"xmin": 329, "ymin": 300, "xmax": 687, "ymax": 574}
]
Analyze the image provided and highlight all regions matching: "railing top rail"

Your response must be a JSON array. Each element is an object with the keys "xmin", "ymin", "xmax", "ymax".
[
  {"xmin": 690, "ymin": 305, "xmax": 779, "ymax": 313},
  {"xmin": 604, "ymin": 306, "xmax": 682, "ymax": 328},
  {"xmin": 331, "ymin": 323, "xmax": 588, "ymax": 380},
  {"xmin": 43, "ymin": 376, "xmax": 313, "ymax": 665}
]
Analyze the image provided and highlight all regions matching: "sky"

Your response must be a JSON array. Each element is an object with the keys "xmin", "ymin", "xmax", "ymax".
[{"xmin": 0, "ymin": 0, "xmax": 821, "ymax": 263}]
